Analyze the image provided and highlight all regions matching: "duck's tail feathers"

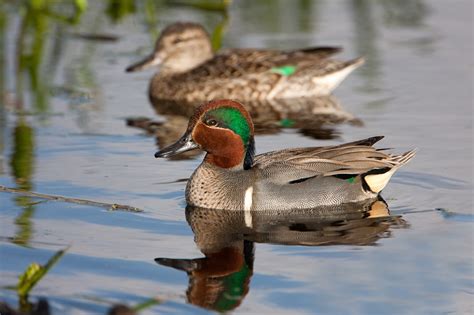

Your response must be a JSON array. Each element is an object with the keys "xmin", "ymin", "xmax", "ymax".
[
  {"xmin": 300, "ymin": 46, "xmax": 343, "ymax": 57},
  {"xmin": 344, "ymin": 56, "xmax": 365, "ymax": 69},
  {"xmin": 389, "ymin": 149, "xmax": 417, "ymax": 166},
  {"xmin": 362, "ymin": 149, "xmax": 416, "ymax": 193},
  {"xmin": 345, "ymin": 136, "xmax": 384, "ymax": 147},
  {"xmin": 314, "ymin": 56, "xmax": 365, "ymax": 93}
]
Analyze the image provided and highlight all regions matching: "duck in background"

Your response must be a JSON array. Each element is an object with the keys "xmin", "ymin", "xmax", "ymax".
[
  {"xmin": 126, "ymin": 22, "xmax": 364, "ymax": 103},
  {"xmin": 154, "ymin": 99, "xmax": 415, "ymax": 210}
]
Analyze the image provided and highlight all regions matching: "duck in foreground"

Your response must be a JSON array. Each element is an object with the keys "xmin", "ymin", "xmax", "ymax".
[
  {"xmin": 154, "ymin": 100, "xmax": 416, "ymax": 210},
  {"xmin": 126, "ymin": 22, "xmax": 364, "ymax": 102}
]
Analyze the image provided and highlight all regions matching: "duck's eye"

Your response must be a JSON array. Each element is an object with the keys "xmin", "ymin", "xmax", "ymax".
[
  {"xmin": 205, "ymin": 119, "xmax": 218, "ymax": 126},
  {"xmin": 171, "ymin": 37, "xmax": 182, "ymax": 44}
]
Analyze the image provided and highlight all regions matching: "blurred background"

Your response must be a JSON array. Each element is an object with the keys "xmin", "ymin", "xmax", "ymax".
[{"xmin": 0, "ymin": 1, "xmax": 472, "ymax": 314}]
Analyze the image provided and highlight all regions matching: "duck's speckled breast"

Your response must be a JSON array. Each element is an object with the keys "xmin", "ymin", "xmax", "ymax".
[{"xmin": 186, "ymin": 162, "xmax": 253, "ymax": 210}]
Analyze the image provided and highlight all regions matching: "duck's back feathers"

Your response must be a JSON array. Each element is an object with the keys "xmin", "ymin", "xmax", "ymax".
[
  {"xmin": 181, "ymin": 46, "xmax": 343, "ymax": 79},
  {"xmin": 253, "ymin": 136, "xmax": 384, "ymax": 169},
  {"xmin": 298, "ymin": 46, "xmax": 343, "ymax": 56},
  {"xmin": 253, "ymin": 137, "xmax": 415, "ymax": 191}
]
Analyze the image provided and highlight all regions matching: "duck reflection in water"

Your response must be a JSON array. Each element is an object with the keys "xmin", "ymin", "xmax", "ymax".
[
  {"xmin": 128, "ymin": 95, "xmax": 363, "ymax": 160},
  {"xmin": 155, "ymin": 198, "xmax": 407, "ymax": 312}
]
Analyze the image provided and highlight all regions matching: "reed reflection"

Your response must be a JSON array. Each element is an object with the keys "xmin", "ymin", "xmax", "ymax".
[
  {"xmin": 349, "ymin": 0, "xmax": 431, "ymax": 92},
  {"xmin": 4, "ymin": 1, "xmax": 91, "ymax": 246},
  {"xmin": 0, "ymin": 3, "xmax": 5, "ymax": 177},
  {"xmin": 10, "ymin": 119, "xmax": 36, "ymax": 247},
  {"xmin": 11, "ymin": 1, "xmax": 86, "ymax": 113},
  {"xmin": 155, "ymin": 198, "xmax": 407, "ymax": 312}
]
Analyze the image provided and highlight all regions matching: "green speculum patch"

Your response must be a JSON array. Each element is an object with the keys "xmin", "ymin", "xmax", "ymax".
[
  {"xmin": 207, "ymin": 107, "xmax": 251, "ymax": 146},
  {"xmin": 271, "ymin": 65, "xmax": 297, "ymax": 76},
  {"xmin": 346, "ymin": 176, "xmax": 356, "ymax": 183}
]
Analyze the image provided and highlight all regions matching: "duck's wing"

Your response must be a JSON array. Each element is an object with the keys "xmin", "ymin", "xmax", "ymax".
[
  {"xmin": 253, "ymin": 136, "xmax": 416, "ymax": 191},
  {"xmin": 254, "ymin": 136, "xmax": 384, "ymax": 168},
  {"xmin": 183, "ymin": 47, "xmax": 343, "ymax": 79},
  {"xmin": 226, "ymin": 46, "xmax": 342, "ymax": 64}
]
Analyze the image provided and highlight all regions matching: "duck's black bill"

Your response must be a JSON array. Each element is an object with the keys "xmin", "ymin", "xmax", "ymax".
[
  {"xmin": 155, "ymin": 257, "xmax": 198, "ymax": 272},
  {"xmin": 154, "ymin": 134, "xmax": 198, "ymax": 158},
  {"xmin": 125, "ymin": 54, "xmax": 162, "ymax": 72}
]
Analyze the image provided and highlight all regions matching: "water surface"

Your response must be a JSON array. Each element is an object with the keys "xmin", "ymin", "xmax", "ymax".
[{"xmin": 0, "ymin": 1, "xmax": 473, "ymax": 314}]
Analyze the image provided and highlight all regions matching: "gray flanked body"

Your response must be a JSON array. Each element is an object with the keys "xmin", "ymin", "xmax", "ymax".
[
  {"xmin": 186, "ymin": 137, "xmax": 416, "ymax": 210},
  {"xmin": 186, "ymin": 162, "xmax": 375, "ymax": 210}
]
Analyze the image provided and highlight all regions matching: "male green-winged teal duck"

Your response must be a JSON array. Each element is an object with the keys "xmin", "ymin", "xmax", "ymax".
[
  {"xmin": 126, "ymin": 22, "xmax": 364, "ymax": 102},
  {"xmin": 154, "ymin": 100, "xmax": 416, "ymax": 210}
]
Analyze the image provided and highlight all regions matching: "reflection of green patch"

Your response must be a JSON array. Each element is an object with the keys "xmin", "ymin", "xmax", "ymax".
[
  {"xmin": 271, "ymin": 65, "xmax": 296, "ymax": 76},
  {"xmin": 279, "ymin": 118, "xmax": 295, "ymax": 128},
  {"xmin": 214, "ymin": 264, "xmax": 250, "ymax": 312}
]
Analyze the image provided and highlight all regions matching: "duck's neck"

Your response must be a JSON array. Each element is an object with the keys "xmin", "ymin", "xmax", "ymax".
[
  {"xmin": 204, "ymin": 137, "xmax": 255, "ymax": 170},
  {"xmin": 162, "ymin": 49, "xmax": 213, "ymax": 74},
  {"xmin": 204, "ymin": 154, "xmax": 243, "ymax": 169},
  {"xmin": 243, "ymin": 138, "xmax": 255, "ymax": 170}
]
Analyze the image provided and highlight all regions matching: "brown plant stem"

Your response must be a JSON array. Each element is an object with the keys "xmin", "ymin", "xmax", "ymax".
[{"xmin": 0, "ymin": 185, "xmax": 143, "ymax": 212}]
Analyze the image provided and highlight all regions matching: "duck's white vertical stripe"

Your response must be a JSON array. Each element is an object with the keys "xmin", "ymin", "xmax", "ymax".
[{"xmin": 244, "ymin": 186, "xmax": 253, "ymax": 228}]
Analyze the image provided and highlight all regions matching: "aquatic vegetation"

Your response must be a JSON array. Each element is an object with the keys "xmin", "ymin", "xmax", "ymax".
[
  {"xmin": 3, "ymin": 248, "xmax": 67, "ymax": 312},
  {"xmin": 15, "ymin": 248, "xmax": 67, "ymax": 298}
]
